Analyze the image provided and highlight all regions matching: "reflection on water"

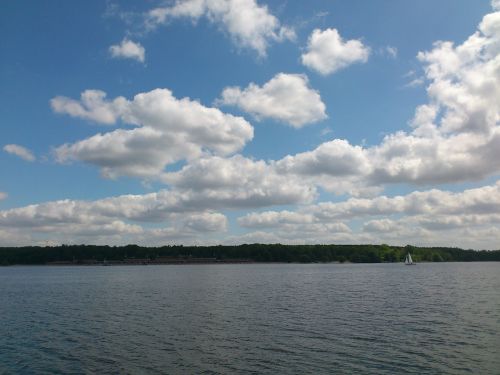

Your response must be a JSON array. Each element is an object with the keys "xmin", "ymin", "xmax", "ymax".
[{"xmin": 1, "ymin": 263, "xmax": 499, "ymax": 374}]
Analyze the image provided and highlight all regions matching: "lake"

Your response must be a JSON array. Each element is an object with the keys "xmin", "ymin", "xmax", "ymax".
[{"xmin": 0, "ymin": 263, "xmax": 499, "ymax": 374}]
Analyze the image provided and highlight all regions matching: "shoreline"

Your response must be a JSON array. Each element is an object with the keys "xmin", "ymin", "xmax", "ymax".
[{"xmin": 2, "ymin": 260, "xmax": 499, "ymax": 267}]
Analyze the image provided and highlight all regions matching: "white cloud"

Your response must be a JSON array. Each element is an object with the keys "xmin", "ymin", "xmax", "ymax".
[
  {"xmin": 362, "ymin": 219, "xmax": 399, "ymax": 233},
  {"xmin": 240, "ymin": 181, "xmax": 500, "ymax": 224},
  {"xmin": 5, "ymin": 5, "xmax": 500, "ymax": 248},
  {"xmin": 321, "ymin": 182, "xmax": 500, "ymax": 221},
  {"xmin": 0, "ymin": 192, "xmax": 7, "ymax": 200},
  {"xmin": 276, "ymin": 139, "xmax": 370, "ymax": 177},
  {"xmin": 301, "ymin": 28, "xmax": 370, "ymax": 75},
  {"xmin": 238, "ymin": 210, "xmax": 315, "ymax": 228},
  {"xmin": 3, "ymin": 144, "xmax": 35, "ymax": 162},
  {"xmin": 109, "ymin": 38, "xmax": 145, "ymax": 63},
  {"xmin": 162, "ymin": 155, "xmax": 317, "ymax": 208},
  {"xmin": 278, "ymin": 10, "xmax": 500, "ymax": 187},
  {"xmin": 218, "ymin": 73, "xmax": 327, "ymax": 127},
  {"xmin": 0, "ymin": 165, "xmax": 311, "ymax": 244},
  {"xmin": 183, "ymin": 212, "xmax": 227, "ymax": 232},
  {"xmin": 53, "ymin": 10, "xmax": 500, "ymax": 191},
  {"xmin": 0, "ymin": 192, "xmax": 232, "ymax": 245},
  {"xmin": 51, "ymin": 90, "xmax": 127, "ymax": 125},
  {"xmin": 492, "ymin": 0, "xmax": 500, "ymax": 11},
  {"xmin": 237, "ymin": 181, "xmax": 500, "ymax": 249},
  {"xmin": 145, "ymin": 0, "xmax": 295, "ymax": 57},
  {"xmin": 52, "ymin": 88, "xmax": 254, "ymax": 178},
  {"xmin": 273, "ymin": 139, "xmax": 375, "ymax": 196},
  {"xmin": 226, "ymin": 222, "xmax": 355, "ymax": 246},
  {"xmin": 0, "ymin": 158, "xmax": 315, "ymax": 229}
]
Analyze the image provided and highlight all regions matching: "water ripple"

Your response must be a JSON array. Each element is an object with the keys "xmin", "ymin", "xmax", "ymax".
[{"xmin": 0, "ymin": 263, "xmax": 499, "ymax": 374}]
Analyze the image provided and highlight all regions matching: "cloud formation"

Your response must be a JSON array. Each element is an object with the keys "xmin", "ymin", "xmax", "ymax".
[
  {"xmin": 52, "ymin": 88, "xmax": 254, "ymax": 178},
  {"xmin": 282, "ymin": 10, "xmax": 500, "ymax": 189},
  {"xmin": 51, "ymin": 90, "xmax": 126, "ymax": 124},
  {"xmin": 145, "ymin": 0, "xmax": 295, "ymax": 57},
  {"xmin": 218, "ymin": 73, "xmax": 327, "ymax": 128},
  {"xmin": 4, "ymin": 4, "xmax": 500, "ymax": 249},
  {"xmin": 56, "ymin": 10, "xmax": 500, "ymax": 188},
  {"xmin": 162, "ymin": 155, "xmax": 317, "ymax": 208},
  {"xmin": 0, "ymin": 160, "xmax": 313, "ymax": 245},
  {"xmin": 0, "ymin": 193, "xmax": 231, "ymax": 246},
  {"xmin": 237, "ymin": 181, "xmax": 500, "ymax": 249},
  {"xmin": 3, "ymin": 144, "xmax": 36, "ymax": 162},
  {"xmin": 109, "ymin": 38, "xmax": 145, "ymax": 63},
  {"xmin": 301, "ymin": 28, "xmax": 370, "ymax": 75}
]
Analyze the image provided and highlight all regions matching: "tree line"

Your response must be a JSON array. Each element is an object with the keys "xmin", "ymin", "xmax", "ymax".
[{"xmin": 0, "ymin": 243, "xmax": 499, "ymax": 265}]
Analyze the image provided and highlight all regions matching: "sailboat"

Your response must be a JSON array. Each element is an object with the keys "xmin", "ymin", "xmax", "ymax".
[{"xmin": 404, "ymin": 252, "xmax": 416, "ymax": 265}]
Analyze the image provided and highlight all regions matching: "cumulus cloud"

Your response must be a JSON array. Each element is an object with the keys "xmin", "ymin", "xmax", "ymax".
[
  {"xmin": 162, "ymin": 155, "xmax": 317, "ymax": 208},
  {"xmin": 0, "ymin": 160, "xmax": 313, "ymax": 245},
  {"xmin": 276, "ymin": 139, "xmax": 369, "ymax": 177},
  {"xmin": 237, "ymin": 181, "xmax": 500, "ymax": 249},
  {"xmin": 0, "ymin": 193, "xmax": 231, "ymax": 245},
  {"xmin": 301, "ymin": 28, "xmax": 370, "ymax": 75},
  {"xmin": 145, "ymin": 0, "xmax": 295, "ymax": 57},
  {"xmin": 55, "ymin": 8, "xmax": 500, "ymax": 189},
  {"xmin": 3, "ymin": 144, "xmax": 35, "ymax": 162},
  {"xmin": 51, "ymin": 90, "xmax": 126, "ymax": 124},
  {"xmin": 278, "ymin": 10, "xmax": 500, "ymax": 187},
  {"xmin": 52, "ymin": 88, "xmax": 253, "ymax": 178},
  {"xmin": 240, "ymin": 181, "xmax": 500, "ymax": 224},
  {"xmin": 183, "ymin": 212, "xmax": 228, "ymax": 232},
  {"xmin": 218, "ymin": 73, "xmax": 327, "ymax": 128},
  {"xmin": 225, "ymin": 222, "xmax": 355, "ymax": 246},
  {"xmin": 55, "ymin": 3, "xmax": 500, "ymax": 205},
  {"xmin": 238, "ymin": 210, "xmax": 315, "ymax": 228},
  {"xmin": 109, "ymin": 38, "xmax": 145, "ymax": 63},
  {"xmin": 5, "ymin": 5, "xmax": 500, "ymax": 248}
]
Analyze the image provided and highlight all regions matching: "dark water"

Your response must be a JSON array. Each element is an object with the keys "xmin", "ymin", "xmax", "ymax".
[{"xmin": 0, "ymin": 263, "xmax": 499, "ymax": 374}]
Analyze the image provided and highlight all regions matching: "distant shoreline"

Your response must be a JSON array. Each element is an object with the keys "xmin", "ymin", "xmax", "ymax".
[
  {"xmin": 3, "ymin": 261, "xmax": 500, "ymax": 268},
  {"xmin": 1, "ymin": 244, "xmax": 499, "ymax": 266}
]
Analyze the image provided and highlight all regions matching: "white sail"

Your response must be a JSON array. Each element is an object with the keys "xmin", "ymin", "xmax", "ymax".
[{"xmin": 404, "ymin": 252, "xmax": 414, "ymax": 265}]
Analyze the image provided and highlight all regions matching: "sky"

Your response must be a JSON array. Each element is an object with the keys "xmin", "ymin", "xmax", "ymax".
[{"xmin": 1, "ymin": 0, "xmax": 500, "ymax": 249}]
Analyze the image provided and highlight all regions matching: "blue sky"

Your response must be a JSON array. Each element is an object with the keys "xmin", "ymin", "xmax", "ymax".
[{"xmin": 1, "ymin": 0, "xmax": 500, "ymax": 248}]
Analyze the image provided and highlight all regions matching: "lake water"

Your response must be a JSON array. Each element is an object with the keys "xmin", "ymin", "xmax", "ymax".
[{"xmin": 0, "ymin": 263, "xmax": 499, "ymax": 374}]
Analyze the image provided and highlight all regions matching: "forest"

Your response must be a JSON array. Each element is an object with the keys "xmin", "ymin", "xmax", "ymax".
[{"xmin": 1, "ymin": 243, "xmax": 499, "ymax": 265}]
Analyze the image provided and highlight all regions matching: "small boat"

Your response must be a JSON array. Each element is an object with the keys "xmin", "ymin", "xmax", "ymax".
[{"xmin": 404, "ymin": 252, "xmax": 416, "ymax": 265}]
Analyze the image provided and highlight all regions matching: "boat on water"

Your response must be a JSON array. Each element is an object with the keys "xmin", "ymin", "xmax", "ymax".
[{"xmin": 404, "ymin": 252, "xmax": 416, "ymax": 265}]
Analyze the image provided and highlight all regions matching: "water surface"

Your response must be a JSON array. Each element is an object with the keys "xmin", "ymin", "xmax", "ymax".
[{"xmin": 1, "ymin": 263, "xmax": 499, "ymax": 374}]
